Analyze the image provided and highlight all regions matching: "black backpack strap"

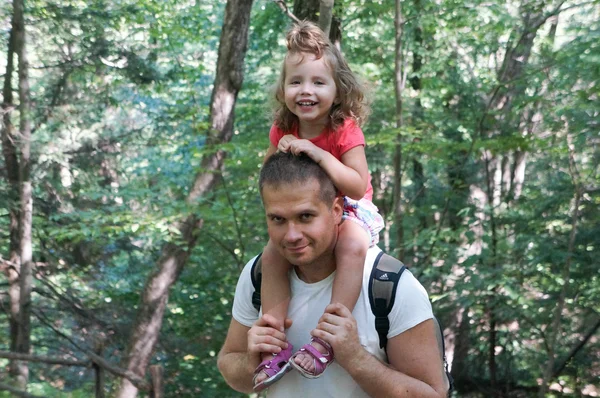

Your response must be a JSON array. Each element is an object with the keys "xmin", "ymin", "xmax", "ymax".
[
  {"xmin": 250, "ymin": 253, "xmax": 263, "ymax": 312},
  {"xmin": 368, "ymin": 252, "xmax": 406, "ymax": 350}
]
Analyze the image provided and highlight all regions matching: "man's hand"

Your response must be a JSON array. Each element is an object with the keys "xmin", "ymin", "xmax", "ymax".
[
  {"xmin": 248, "ymin": 314, "xmax": 292, "ymax": 365},
  {"xmin": 311, "ymin": 303, "xmax": 364, "ymax": 368}
]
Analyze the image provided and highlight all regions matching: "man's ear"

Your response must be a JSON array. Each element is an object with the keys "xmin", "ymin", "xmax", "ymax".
[{"xmin": 332, "ymin": 196, "xmax": 344, "ymax": 224}]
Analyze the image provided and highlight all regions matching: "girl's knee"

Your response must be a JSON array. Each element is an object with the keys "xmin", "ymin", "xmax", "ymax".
[
  {"xmin": 262, "ymin": 241, "xmax": 292, "ymax": 273},
  {"xmin": 336, "ymin": 231, "xmax": 369, "ymax": 258}
]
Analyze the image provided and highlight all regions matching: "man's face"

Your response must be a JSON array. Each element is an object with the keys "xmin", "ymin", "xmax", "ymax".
[{"xmin": 262, "ymin": 178, "xmax": 342, "ymax": 267}]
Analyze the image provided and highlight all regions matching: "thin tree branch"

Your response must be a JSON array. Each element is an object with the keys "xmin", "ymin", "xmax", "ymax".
[
  {"xmin": 220, "ymin": 173, "xmax": 246, "ymax": 259},
  {"xmin": 205, "ymin": 232, "xmax": 243, "ymax": 268},
  {"xmin": 271, "ymin": 0, "xmax": 301, "ymax": 23},
  {"xmin": 33, "ymin": 269, "xmax": 113, "ymax": 331},
  {"xmin": 31, "ymin": 68, "xmax": 72, "ymax": 135},
  {"xmin": 0, "ymin": 256, "xmax": 19, "ymax": 268},
  {"xmin": 552, "ymin": 317, "xmax": 600, "ymax": 378},
  {"xmin": 528, "ymin": 1, "xmax": 566, "ymax": 32},
  {"xmin": 567, "ymin": 134, "xmax": 583, "ymax": 187},
  {"xmin": 34, "ymin": 309, "xmax": 151, "ymax": 391}
]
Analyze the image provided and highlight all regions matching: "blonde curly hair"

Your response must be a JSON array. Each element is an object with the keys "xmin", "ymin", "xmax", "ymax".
[{"xmin": 273, "ymin": 20, "xmax": 370, "ymax": 133}]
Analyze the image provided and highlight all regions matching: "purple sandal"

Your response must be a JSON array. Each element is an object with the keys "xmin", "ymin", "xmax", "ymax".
[
  {"xmin": 289, "ymin": 337, "xmax": 334, "ymax": 378},
  {"xmin": 253, "ymin": 342, "xmax": 293, "ymax": 392}
]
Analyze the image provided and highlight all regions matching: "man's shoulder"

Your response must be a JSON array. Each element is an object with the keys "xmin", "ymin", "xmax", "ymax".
[
  {"xmin": 364, "ymin": 246, "xmax": 383, "ymax": 268},
  {"xmin": 239, "ymin": 254, "xmax": 262, "ymax": 287}
]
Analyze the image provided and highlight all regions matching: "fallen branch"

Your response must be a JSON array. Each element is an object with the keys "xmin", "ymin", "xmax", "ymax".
[
  {"xmin": 0, "ymin": 382, "xmax": 42, "ymax": 398},
  {"xmin": 0, "ymin": 350, "xmax": 91, "ymax": 367}
]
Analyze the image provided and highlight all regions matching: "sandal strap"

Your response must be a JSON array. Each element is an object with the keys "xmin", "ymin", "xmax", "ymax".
[
  {"xmin": 302, "ymin": 344, "xmax": 331, "ymax": 364},
  {"xmin": 254, "ymin": 343, "xmax": 293, "ymax": 377},
  {"xmin": 291, "ymin": 340, "xmax": 334, "ymax": 377},
  {"xmin": 311, "ymin": 337, "xmax": 334, "ymax": 358}
]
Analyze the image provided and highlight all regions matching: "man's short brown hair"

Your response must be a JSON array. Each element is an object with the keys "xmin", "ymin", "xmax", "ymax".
[{"xmin": 259, "ymin": 152, "xmax": 337, "ymax": 206}]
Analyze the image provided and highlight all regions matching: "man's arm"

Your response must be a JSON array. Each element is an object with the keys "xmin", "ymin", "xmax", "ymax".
[
  {"xmin": 314, "ymin": 304, "xmax": 448, "ymax": 398},
  {"xmin": 347, "ymin": 318, "xmax": 448, "ymax": 397},
  {"xmin": 217, "ymin": 318, "xmax": 256, "ymax": 393}
]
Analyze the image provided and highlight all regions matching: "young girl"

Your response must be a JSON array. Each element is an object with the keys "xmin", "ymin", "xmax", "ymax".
[{"xmin": 253, "ymin": 21, "xmax": 384, "ymax": 391}]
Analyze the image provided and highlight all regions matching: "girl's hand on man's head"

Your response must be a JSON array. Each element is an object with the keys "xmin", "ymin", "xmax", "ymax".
[{"xmin": 277, "ymin": 134, "xmax": 297, "ymax": 153}]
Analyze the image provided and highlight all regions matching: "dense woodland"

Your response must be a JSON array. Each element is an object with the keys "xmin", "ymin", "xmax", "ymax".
[{"xmin": 0, "ymin": 0, "xmax": 598, "ymax": 397}]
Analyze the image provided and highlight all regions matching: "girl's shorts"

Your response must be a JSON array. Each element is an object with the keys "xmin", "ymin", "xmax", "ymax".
[{"xmin": 342, "ymin": 197, "xmax": 384, "ymax": 247}]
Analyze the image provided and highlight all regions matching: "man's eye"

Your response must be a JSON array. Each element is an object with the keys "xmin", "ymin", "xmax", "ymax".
[{"xmin": 300, "ymin": 214, "xmax": 313, "ymax": 221}]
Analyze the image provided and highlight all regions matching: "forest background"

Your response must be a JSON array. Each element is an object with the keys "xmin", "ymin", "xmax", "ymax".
[{"xmin": 0, "ymin": 0, "xmax": 598, "ymax": 397}]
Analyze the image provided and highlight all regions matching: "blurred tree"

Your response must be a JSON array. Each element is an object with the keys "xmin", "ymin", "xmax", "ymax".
[
  {"xmin": 0, "ymin": 15, "xmax": 21, "ymax": 386},
  {"xmin": 114, "ymin": 0, "xmax": 255, "ymax": 396}
]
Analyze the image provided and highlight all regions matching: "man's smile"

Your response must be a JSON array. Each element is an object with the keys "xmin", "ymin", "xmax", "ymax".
[{"xmin": 286, "ymin": 244, "xmax": 308, "ymax": 253}]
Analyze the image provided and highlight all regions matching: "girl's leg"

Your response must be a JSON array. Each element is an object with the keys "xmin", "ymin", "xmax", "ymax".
[
  {"xmin": 261, "ymin": 239, "xmax": 293, "ymax": 329},
  {"xmin": 293, "ymin": 220, "xmax": 370, "ymax": 373},
  {"xmin": 331, "ymin": 220, "xmax": 370, "ymax": 311},
  {"xmin": 255, "ymin": 239, "xmax": 293, "ymax": 384}
]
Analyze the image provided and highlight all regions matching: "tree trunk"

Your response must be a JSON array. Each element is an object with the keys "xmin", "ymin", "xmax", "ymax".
[
  {"xmin": 451, "ymin": 307, "xmax": 470, "ymax": 384},
  {"xmin": 511, "ymin": 151, "xmax": 527, "ymax": 202},
  {"xmin": 292, "ymin": 0, "xmax": 320, "ymax": 21},
  {"xmin": 392, "ymin": 0, "xmax": 405, "ymax": 259},
  {"xmin": 509, "ymin": 15, "xmax": 557, "ymax": 205},
  {"xmin": 13, "ymin": 0, "xmax": 33, "ymax": 388},
  {"xmin": 92, "ymin": 338, "xmax": 106, "ymax": 398},
  {"xmin": 484, "ymin": 1, "xmax": 559, "ymax": 138},
  {"xmin": 318, "ymin": 0, "xmax": 334, "ymax": 37},
  {"xmin": 114, "ymin": 1, "xmax": 254, "ymax": 396},
  {"xmin": 0, "ymin": 22, "xmax": 24, "ymax": 384},
  {"xmin": 292, "ymin": 0, "xmax": 340, "ymax": 44},
  {"xmin": 483, "ymin": 150, "xmax": 499, "ymax": 390},
  {"xmin": 408, "ymin": 0, "xmax": 426, "ymax": 265},
  {"xmin": 539, "ymin": 135, "xmax": 582, "ymax": 397}
]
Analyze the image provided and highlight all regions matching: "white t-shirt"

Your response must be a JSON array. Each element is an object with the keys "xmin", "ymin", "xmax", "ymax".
[{"xmin": 232, "ymin": 246, "xmax": 433, "ymax": 398}]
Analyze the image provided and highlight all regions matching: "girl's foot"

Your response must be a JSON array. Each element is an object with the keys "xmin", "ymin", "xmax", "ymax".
[
  {"xmin": 289, "ymin": 337, "xmax": 334, "ymax": 378},
  {"xmin": 253, "ymin": 343, "xmax": 294, "ymax": 392},
  {"xmin": 293, "ymin": 340, "xmax": 326, "ymax": 373}
]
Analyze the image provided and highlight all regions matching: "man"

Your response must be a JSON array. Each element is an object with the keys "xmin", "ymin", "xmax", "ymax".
[{"xmin": 218, "ymin": 152, "xmax": 449, "ymax": 397}]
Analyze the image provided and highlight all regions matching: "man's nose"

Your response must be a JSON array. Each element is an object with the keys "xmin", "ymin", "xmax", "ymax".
[{"xmin": 284, "ymin": 223, "xmax": 302, "ymax": 242}]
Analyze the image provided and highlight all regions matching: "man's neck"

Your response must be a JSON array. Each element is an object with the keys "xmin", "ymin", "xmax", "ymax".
[{"xmin": 293, "ymin": 253, "xmax": 337, "ymax": 284}]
